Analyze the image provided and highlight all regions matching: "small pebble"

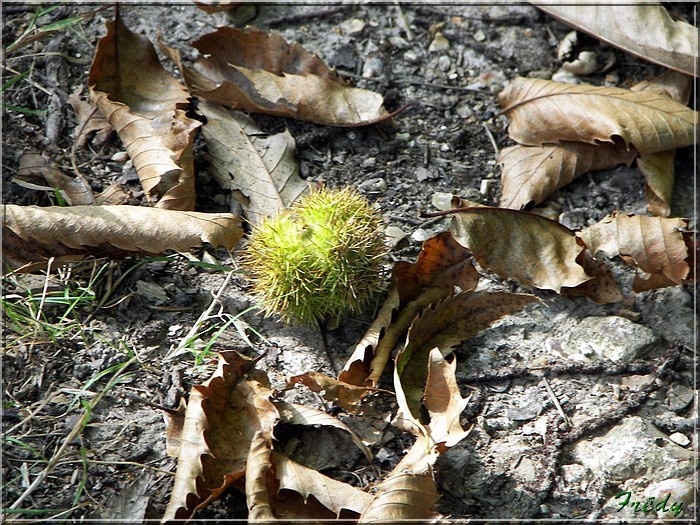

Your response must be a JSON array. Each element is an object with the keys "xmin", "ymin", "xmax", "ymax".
[
  {"xmin": 362, "ymin": 57, "xmax": 383, "ymax": 78},
  {"xmin": 415, "ymin": 167, "xmax": 432, "ymax": 182},
  {"xmin": 357, "ymin": 177, "xmax": 387, "ymax": 194},
  {"xmin": 668, "ymin": 432, "xmax": 691, "ymax": 447},
  {"xmin": 428, "ymin": 32, "xmax": 450, "ymax": 52},
  {"xmin": 340, "ymin": 18, "xmax": 365, "ymax": 36},
  {"xmin": 403, "ymin": 50, "xmax": 419, "ymax": 63},
  {"xmin": 437, "ymin": 55, "xmax": 451, "ymax": 72},
  {"xmin": 361, "ymin": 157, "xmax": 377, "ymax": 169},
  {"xmin": 411, "ymin": 228, "xmax": 430, "ymax": 242},
  {"xmin": 473, "ymin": 29, "xmax": 486, "ymax": 42}
]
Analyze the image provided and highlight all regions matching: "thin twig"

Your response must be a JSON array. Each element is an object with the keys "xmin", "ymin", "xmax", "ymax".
[
  {"xmin": 483, "ymin": 122, "xmax": 499, "ymax": 157},
  {"xmin": 541, "ymin": 375, "xmax": 572, "ymax": 429},
  {"xmin": 5, "ymin": 387, "xmax": 58, "ymax": 436}
]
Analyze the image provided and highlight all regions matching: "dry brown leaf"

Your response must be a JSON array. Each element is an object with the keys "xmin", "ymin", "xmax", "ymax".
[
  {"xmin": 162, "ymin": 352, "xmax": 278, "ymax": 522},
  {"xmin": 198, "ymin": 101, "xmax": 307, "ymax": 226},
  {"xmin": 498, "ymin": 141, "xmax": 638, "ymax": 210},
  {"xmin": 2, "ymin": 205, "xmax": 242, "ymax": 273},
  {"xmin": 195, "ymin": 1, "xmax": 240, "ymax": 13},
  {"xmin": 89, "ymin": 16, "xmax": 200, "ymax": 210},
  {"xmin": 15, "ymin": 152, "xmax": 95, "ymax": 206},
  {"xmin": 499, "ymin": 77, "xmax": 698, "ymax": 154},
  {"xmin": 68, "ymin": 86, "xmax": 113, "ymax": 148},
  {"xmin": 577, "ymin": 213, "xmax": 690, "ymax": 292},
  {"xmin": 361, "ymin": 349, "xmax": 470, "ymax": 523},
  {"xmin": 287, "ymin": 371, "xmax": 380, "ymax": 413},
  {"xmin": 533, "ymin": 3, "xmax": 699, "ymax": 77},
  {"xmin": 561, "ymin": 246, "xmax": 626, "ymax": 305},
  {"xmin": 272, "ymin": 452, "xmax": 373, "ymax": 517},
  {"xmin": 245, "ymin": 431, "xmax": 276, "ymax": 521},
  {"xmin": 358, "ymin": 438, "xmax": 439, "ymax": 523},
  {"xmin": 630, "ymin": 71, "xmax": 692, "ymax": 218},
  {"xmin": 179, "ymin": 27, "xmax": 389, "ymax": 126},
  {"xmin": 395, "ymin": 292, "xmax": 538, "ymax": 420},
  {"xmin": 275, "ymin": 401, "xmax": 371, "ymax": 461},
  {"xmin": 449, "ymin": 207, "xmax": 591, "ymax": 292},
  {"xmin": 636, "ymin": 150, "xmax": 675, "ymax": 217}
]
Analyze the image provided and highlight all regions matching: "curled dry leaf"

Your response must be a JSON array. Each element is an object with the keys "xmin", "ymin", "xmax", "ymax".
[
  {"xmin": 68, "ymin": 85, "xmax": 113, "ymax": 148},
  {"xmin": 631, "ymin": 71, "xmax": 692, "ymax": 218},
  {"xmin": 198, "ymin": 100, "xmax": 307, "ymax": 226},
  {"xmin": 286, "ymin": 371, "xmax": 382, "ymax": 413},
  {"xmin": 577, "ymin": 213, "xmax": 691, "ymax": 292},
  {"xmin": 533, "ymin": 3, "xmax": 699, "ymax": 77},
  {"xmin": 561, "ymin": 247, "xmax": 626, "ymax": 305},
  {"xmin": 245, "ymin": 431, "xmax": 276, "ymax": 521},
  {"xmin": 180, "ymin": 27, "xmax": 389, "ymax": 126},
  {"xmin": 395, "ymin": 292, "xmax": 539, "ymax": 421},
  {"xmin": 272, "ymin": 452, "xmax": 373, "ymax": 517},
  {"xmin": 339, "ymin": 232, "xmax": 479, "ymax": 391},
  {"xmin": 361, "ymin": 349, "xmax": 470, "ymax": 523},
  {"xmin": 449, "ymin": 207, "xmax": 591, "ymax": 292},
  {"xmin": 162, "ymin": 352, "xmax": 278, "ymax": 522},
  {"xmin": 2, "ymin": 204, "xmax": 242, "ymax": 273},
  {"xmin": 498, "ymin": 141, "xmax": 638, "ymax": 210},
  {"xmin": 89, "ymin": 16, "xmax": 200, "ymax": 210},
  {"xmin": 275, "ymin": 401, "xmax": 371, "ymax": 461},
  {"xmin": 15, "ymin": 152, "xmax": 95, "ymax": 206},
  {"xmin": 499, "ymin": 77, "xmax": 698, "ymax": 154}
]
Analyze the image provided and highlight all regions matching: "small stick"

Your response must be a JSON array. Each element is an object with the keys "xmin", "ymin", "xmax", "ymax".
[
  {"xmin": 542, "ymin": 375, "xmax": 572, "ymax": 429},
  {"xmin": 483, "ymin": 122, "xmax": 499, "ymax": 157}
]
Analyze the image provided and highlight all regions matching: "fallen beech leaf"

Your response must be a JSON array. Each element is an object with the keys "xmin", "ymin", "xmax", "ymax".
[
  {"xmin": 275, "ymin": 401, "xmax": 371, "ymax": 461},
  {"xmin": 499, "ymin": 77, "xmax": 698, "ymax": 154},
  {"xmin": 16, "ymin": 152, "xmax": 95, "ymax": 206},
  {"xmin": 577, "ymin": 213, "xmax": 690, "ymax": 291},
  {"xmin": 2, "ymin": 205, "xmax": 243, "ymax": 272},
  {"xmin": 272, "ymin": 452, "xmax": 373, "ymax": 517},
  {"xmin": 162, "ymin": 352, "xmax": 278, "ymax": 522},
  {"xmin": 195, "ymin": 1, "xmax": 239, "ymax": 13},
  {"xmin": 449, "ymin": 207, "xmax": 591, "ymax": 292},
  {"xmin": 498, "ymin": 141, "xmax": 637, "ymax": 210},
  {"xmin": 395, "ymin": 292, "xmax": 538, "ymax": 420},
  {"xmin": 68, "ymin": 86, "xmax": 113, "ymax": 148},
  {"xmin": 198, "ymin": 101, "xmax": 307, "ymax": 226},
  {"xmin": 181, "ymin": 27, "xmax": 390, "ymax": 126},
  {"xmin": 89, "ymin": 16, "xmax": 200, "ymax": 210},
  {"xmin": 533, "ymin": 3, "xmax": 699, "ymax": 77}
]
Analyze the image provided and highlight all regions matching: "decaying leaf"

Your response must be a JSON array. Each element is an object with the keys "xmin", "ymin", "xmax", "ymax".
[
  {"xmin": 339, "ymin": 232, "xmax": 479, "ymax": 391},
  {"xmin": 286, "ymin": 371, "xmax": 382, "ymax": 413},
  {"xmin": 361, "ymin": 349, "xmax": 471, "ymax": 522},
  {"xmin": 577, "ymin": 213, "xmax": 691, "ymax": 292},
  {"xmin": 533, "ymin": 3, "xmax": 699, "ymax": 77},
  {"xmin": 177, "ymin": 27, "xmax": 390, "ymax": 126},
  {"xmin": 276, "ymin": 401, "xmax": 371, "ymax": 461},
  {"xmin": 498, "ymin": 141, "xmax": 637, "ymax": 210},
  {"xmin": 162, "ymin": 352, "xmax": 278, "ymax": 522},
  {"xmin": 631, "ymin": 71, "xmax": 693, "ymax": 217},
  {"xmin": 15, "ymin": 152, "xmax": 96, "ymax": 206},
  {"xmin": 2, "ymin": 204, "xmax": 243, "ymax": 272},
  {"xmin": 68, "ymin": 85, "xmax": 113, "ymax": 148},
  {"xmin": 272, "ymin": 452, "xmax": 373, "ymax": 517},
  {"xmin": 89, "ymin": 15, "xmax": 200, "ymax": 210},
  {"xmin": 395, "ymin": 292, "xmax": 538, "ymax": 421},
  {"xmin": 449, "ymin": 207, "xmax": 591, "ymax": 292},
  {"xmin": 198, "ymin": 100, "xmax": 307, "ymax": 226},
  {"xmin": 245, "ymin": 431, "xmax": 276, "ymax": 521},
  {"xmin": 561, "ymin": 247, "xmax": 626, "ymax": 305},
  {"xmin": 499, "ymin": 77, "xmax": 698, "ymax": 154}
]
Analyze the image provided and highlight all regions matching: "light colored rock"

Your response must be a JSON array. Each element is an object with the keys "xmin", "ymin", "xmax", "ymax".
[
  {"xmin": 428, "ymin": 32, "xmax": 450, "ymax": 52},
  {"xmin": 340, "ymin": 18, "xmax": 365, "ymax": 36},
  {"xmin": 668, "ymin": 432, "xmax": 690, "ymax": 447},
  {"xmin": 573, "ymin": 416, "xmax": 695, "ymax": 482},
  {"xmin": 547, "ymin": 316, "xmax": 661, "ymax": 362},
  {"xmin": 384, "ymin": 226, "xmax": 407, "ymax": 248}
]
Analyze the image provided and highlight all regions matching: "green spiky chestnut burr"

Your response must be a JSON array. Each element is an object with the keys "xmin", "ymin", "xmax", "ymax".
[{"xmin": 242, "ymin": 187, "xmax": 386, "ymax": 326}]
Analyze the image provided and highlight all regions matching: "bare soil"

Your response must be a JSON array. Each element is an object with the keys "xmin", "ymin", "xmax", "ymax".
[{"xmin": 1, "ymin": 3, "xmax": 696, "ymax": 524}]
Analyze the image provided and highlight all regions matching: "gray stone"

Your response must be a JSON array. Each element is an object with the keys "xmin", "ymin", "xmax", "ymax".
[
  {"xmin": 428, "ymin": 32, "xmax": 450, "ymax": 52},
  {"xmin": 547, "ymin": 316, "xmax": 661, "ymax": 362},
  {"xmin": 572, "ymin": 416, "xmax": 696, "ymax": 481}
]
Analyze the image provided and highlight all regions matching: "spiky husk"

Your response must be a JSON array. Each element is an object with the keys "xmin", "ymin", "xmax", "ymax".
[{"xmin": 242, "ymin": 187, "xmax": 386, "ymax": 325}]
